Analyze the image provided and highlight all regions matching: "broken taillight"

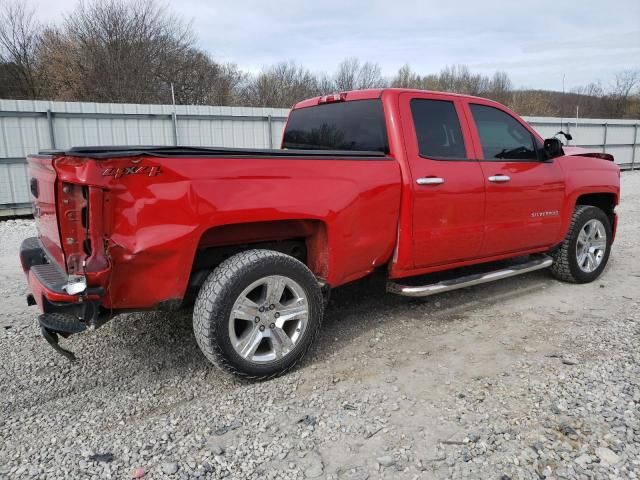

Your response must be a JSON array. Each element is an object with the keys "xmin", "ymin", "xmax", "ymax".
[{"xmin": 57, "ymin": 182, "xmax": 90, "ymax": 275}]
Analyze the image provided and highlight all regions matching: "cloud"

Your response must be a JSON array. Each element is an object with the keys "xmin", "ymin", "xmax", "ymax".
[{"xmin": 28, "ymin": 0, "xmax": 640, "ymax": 90}]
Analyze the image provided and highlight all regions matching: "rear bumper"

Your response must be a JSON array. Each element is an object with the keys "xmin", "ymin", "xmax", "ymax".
[
  {"xmin": 21, "ymin": 237, "xmax": 102, "ymax": 359},
  {"xmin": 20, "ymin": 237, "xmax": 102, "ymax": 314}
]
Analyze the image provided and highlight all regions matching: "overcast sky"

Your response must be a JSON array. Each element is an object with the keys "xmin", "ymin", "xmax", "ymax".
[{"xmin": 30, "ymin": 0, "xmax": 640, "ymax": 91}]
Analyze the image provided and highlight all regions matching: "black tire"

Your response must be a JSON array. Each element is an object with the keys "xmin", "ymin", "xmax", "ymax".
[
  {"xmin": 193, "ymin": 249, "xmax": 323, "ymax": 379},
  {"xmin": 549, "ymin": 205, "xmax": 612, "ymax": 283}
]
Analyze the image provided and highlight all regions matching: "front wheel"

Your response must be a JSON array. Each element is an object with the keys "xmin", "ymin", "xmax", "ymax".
[
  {"xmin": 549, "ymin": 205, "xmax": 612, "ymax": 283},
  {"xmin": 193, "ymin": 249, "xmax": 323, "ymax": 379}
]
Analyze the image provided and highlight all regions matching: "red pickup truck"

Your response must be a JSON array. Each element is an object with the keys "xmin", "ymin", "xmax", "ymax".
[{"xmin": 21, "ymin": 88, "xmax": 620, "ymax": 378}]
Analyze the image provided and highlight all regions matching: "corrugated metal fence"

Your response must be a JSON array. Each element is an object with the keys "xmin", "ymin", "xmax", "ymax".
[
  {"xmin": 0, "ymin": 98, "xmax": 638, "ymax": 216},
  {"xmin": 525, "ymin": 116, "xmax": 639, "ymax": 167},
  {"xmin": 0, "ymin": 99, "xmax": 289, "ymax": 216}
]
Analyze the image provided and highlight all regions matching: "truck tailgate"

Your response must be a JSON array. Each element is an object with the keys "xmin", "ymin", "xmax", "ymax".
[{"xmin": 27, "ymin": 155, "xmax": 65, "ymax": 268}]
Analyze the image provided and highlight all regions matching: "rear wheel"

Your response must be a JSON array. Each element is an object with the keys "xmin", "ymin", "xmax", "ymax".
[
  {"xmin": 549, "ymin": 205, "xmax": 612, "ymax": 283},
  {"xmin": 193, "ymin": 249, "xmax": 323, "ymax": 379}
]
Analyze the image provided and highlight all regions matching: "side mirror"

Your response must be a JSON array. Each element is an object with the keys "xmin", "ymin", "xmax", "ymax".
[{"xmin": 543, "ymin": 138, "xmax": 564, "ymax": 159}]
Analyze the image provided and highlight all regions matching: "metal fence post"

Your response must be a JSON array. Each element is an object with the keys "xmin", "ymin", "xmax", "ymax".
[
  {"xmin": 46, "ymin": 109, "xmax": 56, "ymax": 149},
  {"xmin": 632, "ymin": 124, "xmax": 638, "ymax": 171},
  {"xmin": 267, "ymin": 115, "xmax": 273, "ymax": 149},
  {"xmin": 566, "ymin": 123, "xmax": 571, "ymax": 145},
  {"xmin": 171, "ymin": 112, "xmax": 179, "ymax": 146},
  {"xmin": 602, "ymin": 122, "xmax": 608, "ymax": 153}
]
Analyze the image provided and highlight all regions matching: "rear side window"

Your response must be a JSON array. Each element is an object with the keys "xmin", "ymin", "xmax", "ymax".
[
  {"xmin": 470, "ymin": 104, "xmax": 537, "ymax": 161},
  {"xmin": 410, "ymin": 99, "xmax": 467, "ymax": 159},
  {"xmin": 282, "ymin": 99, "xmax": 388, "ymax": 152}
]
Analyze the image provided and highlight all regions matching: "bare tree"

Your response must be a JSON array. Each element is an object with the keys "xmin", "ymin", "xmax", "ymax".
[
  {"xmin": 570, "ymin": 82, "xmax": 605, "ymax": 118},
  {"xmin": 210, "ymin": 63, "xmax": 248, "ymax": 106},
  {"xmin": 242, "ymin": 61, "xmax": 321, "ymax": 108},
  {"xmin": 160, "ymin": 50, "xmax": 245, "ymax": 105},
  {"xmin": 391, "ymin": 64, "xmax": 423, "ymax": 88},
  {"xmin": 627, "ymin": 96, "xmax": 640, "ymax": 119},
  {"xmin": 577, "ymin": 82, "xmax": 605, "ymax": 98},
  {"xmin": 334, "ymin": 57, "xmax": 385, "ymax": 91},
  {"xmin": 421, "ymin": 73, "xmax": 441, "ymax": 91},
  {"xmin": 485, "ymin": 71, "xmax": 512, "ymax": 105},
  {"xmin": 509, "ymin": 90, "xmax": 559, "ymax": 117},
  {"xmin": 438, "ymin": 65, "xmax": 489, "ymax": 95},
  {"xmin": 0, "ymin": 0, "xmax": 44, "ymax": 98},
  {"xmin": 38, "ymin": 28, "xmax": 78, "ymax": 100},
  {"xmin": 316, "ymin": 73, "xmax": 336, "ymax": 95},
  {"xmin": 606, "ymin": 70, "xmax": 640, "ymax": 117},
  {"xmin": 40, "ymin": 0, "xmax": 196, "ymax": 103},
  {"xmin": 334, "ymin": 58, "xmax": 358, "ymax": 91},
  {"xmin": 391, "ymin": 64, "xmax": 513, "ymax": 101},
  {"xmin": 357, "ymin": 61, "xmax": 385, "ymax": 89}
]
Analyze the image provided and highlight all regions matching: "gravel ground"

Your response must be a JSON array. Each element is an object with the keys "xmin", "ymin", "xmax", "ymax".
[{"xmin": 1, "ymin": 172, "xmax": 639, "ymax": 480}]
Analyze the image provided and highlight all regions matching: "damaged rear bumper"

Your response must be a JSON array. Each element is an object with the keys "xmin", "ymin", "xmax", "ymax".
[
  {"xmin": 20, "ymin": 236, "xmax": 104, "ymax": 316},
  {"xmin": 21, "ymin": 237, "xmax": 106, "ymax": 359}
]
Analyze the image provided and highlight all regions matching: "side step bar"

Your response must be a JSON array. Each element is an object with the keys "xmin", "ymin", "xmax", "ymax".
[{"xmin": 387, "ymin": 255, "xmax": 553, "ymax": 297}]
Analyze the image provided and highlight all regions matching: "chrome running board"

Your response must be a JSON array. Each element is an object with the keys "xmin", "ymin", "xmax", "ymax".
[{"xmin": 387, "ymin": 255, "xmax": 553, "ymax": 297}]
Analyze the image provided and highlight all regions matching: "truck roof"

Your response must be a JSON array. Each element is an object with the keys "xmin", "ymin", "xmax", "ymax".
[{"xmin": 292, "ymin": 88, "xmax": 493, "ymax": 109}]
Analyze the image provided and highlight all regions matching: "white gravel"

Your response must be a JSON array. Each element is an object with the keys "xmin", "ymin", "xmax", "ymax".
[{"xmin": 1, "ymin": 172, "xmax": 639, "ymax": 480}]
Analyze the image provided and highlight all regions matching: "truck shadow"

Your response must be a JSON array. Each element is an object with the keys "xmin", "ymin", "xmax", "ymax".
[
  {"xmin": 311, "ymin": 268, "xmax": 553, "ymax": 364},
  {"xmin": 103, "ymin": 267, "xmax": 553, "ymax": 379}
]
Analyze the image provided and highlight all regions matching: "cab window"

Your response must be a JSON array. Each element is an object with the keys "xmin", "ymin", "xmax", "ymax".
[
  {"xmin": 470, "ymin": 104, "xmax": 538, "ymax": 161},
  {"xmin": 410, "ymin": 99, "xmax": 467, "ymax": 159}
]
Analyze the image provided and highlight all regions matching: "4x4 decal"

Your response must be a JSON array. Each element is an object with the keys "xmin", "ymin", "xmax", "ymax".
[{"xmin": 102, "ymin": 165, "xmax": 162, "ymax": 179}]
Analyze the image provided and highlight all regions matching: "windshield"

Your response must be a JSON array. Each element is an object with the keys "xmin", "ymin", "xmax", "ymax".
[{"xmin": 282, "ymin": 99, "xmax": 389, "ymax": 152}]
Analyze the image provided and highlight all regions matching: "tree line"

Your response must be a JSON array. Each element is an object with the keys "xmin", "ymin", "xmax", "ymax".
[{"xmin": 1, "ymin": 0, "xmax": 638, "ymax": 119}]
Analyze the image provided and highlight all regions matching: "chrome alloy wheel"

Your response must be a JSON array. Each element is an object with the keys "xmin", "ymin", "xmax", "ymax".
[
  {"xmin": 228, "ymin": 275, "xmax": 309, "ymax": 363},
  {"xmin": 576, "ymin": 219, "xmax": 607, "ymax": 273}
]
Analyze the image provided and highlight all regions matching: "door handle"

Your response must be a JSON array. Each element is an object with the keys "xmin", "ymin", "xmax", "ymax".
[
  {"xmin": 416, "ymin": 177, "xmax": 445, "ymax": 185},
  {"xmin": 488, "ymin": 174, "xmax": 511, "ymax": 183}
]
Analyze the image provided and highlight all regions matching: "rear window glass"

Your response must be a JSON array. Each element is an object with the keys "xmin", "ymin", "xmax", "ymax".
[{"xmin": 282, "ymin": 99, "xmax": 388, "ymax": 152}]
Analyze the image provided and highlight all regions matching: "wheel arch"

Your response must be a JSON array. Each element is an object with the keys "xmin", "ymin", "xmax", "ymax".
[
  {"xmin": 574, "ymin": 192, "xmax": 618, "ymax": 239},
  {"xmin": 187, "ymin": 219, "xmax": 329, "ymax": 298},
  {"xmin": 557, "ymin": 189, "xmax": 619, "ymax": 247}
]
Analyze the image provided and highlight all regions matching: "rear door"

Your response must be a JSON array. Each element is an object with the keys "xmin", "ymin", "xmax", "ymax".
[
  {"xmin": 399, "ymin": 92, "xmax": 486, "ymax": 268},
  {"xmin": 463, "ymin": 101, "xmax": 565, "ymax": 256}
]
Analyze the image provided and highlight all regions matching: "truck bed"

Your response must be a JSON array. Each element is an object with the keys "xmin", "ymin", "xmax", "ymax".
[{"xmin": 27, "ymin": 147, "xmax": 403, "ymax": 311}]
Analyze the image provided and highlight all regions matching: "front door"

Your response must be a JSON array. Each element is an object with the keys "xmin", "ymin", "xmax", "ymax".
[
  {"xmin": 399, "ymin": 93, "xmax": 486, "ymax": 268},
  {"xmin": 464, "ymin": 101, "xmax": 565, "ymax": 256}
]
